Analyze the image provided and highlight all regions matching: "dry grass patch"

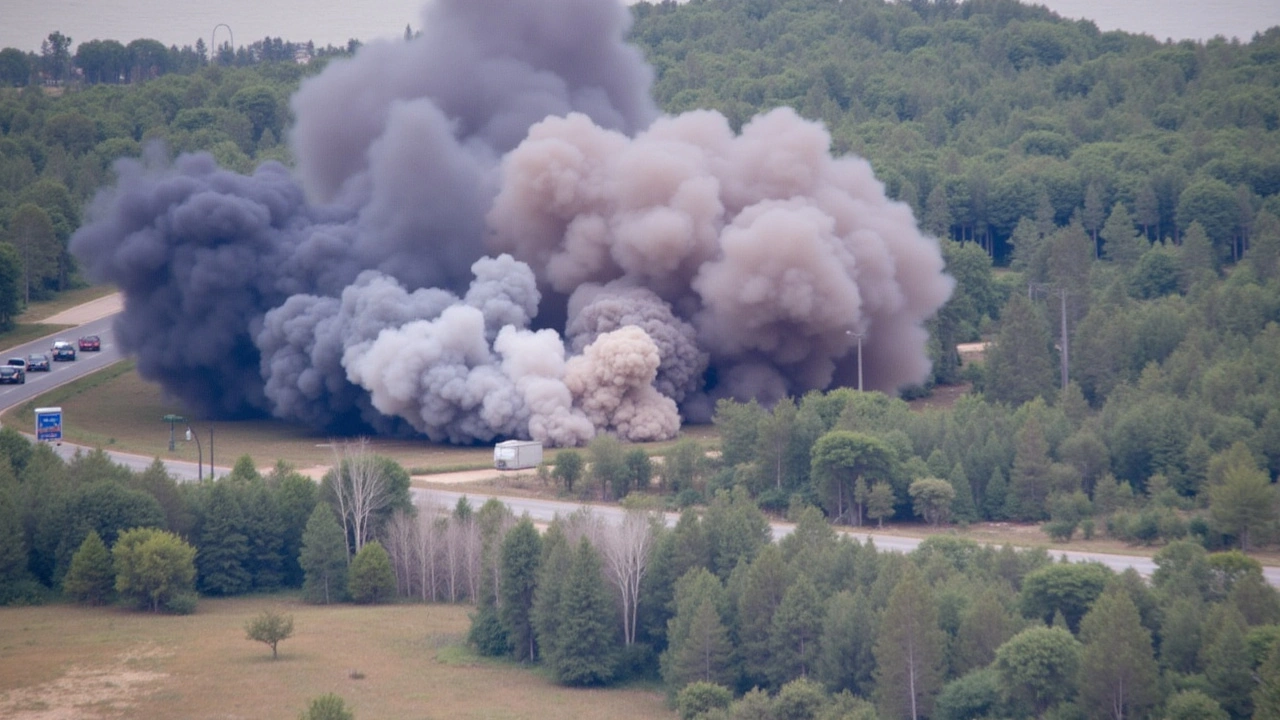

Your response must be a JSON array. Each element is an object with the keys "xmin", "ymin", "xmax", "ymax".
[{"xmin": 0, "ymin": 598, "xmax": 672, "ymax": 720}]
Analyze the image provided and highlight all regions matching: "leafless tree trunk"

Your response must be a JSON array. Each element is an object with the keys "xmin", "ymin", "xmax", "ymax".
[
  {"xmin": 328, "ymin": 439, "xmax": 391, "ymax": 555},
  {"xmin": 463, "ymin": 519, "xmax": 481, "ymax": 602},
  {"xmin": 384, "ymin": 510, "xmax": 417, "ymax": 597},
  {"xmin": 444, "ymin": 520, "xmax": 462, "ymax": 603},
  {"xmin": 417, "ymin": 516, "xmax": 443, "ymax": 602},
  {"xmin": 597, "ymin": 510, "xmax": 655, "ymax": 646}
]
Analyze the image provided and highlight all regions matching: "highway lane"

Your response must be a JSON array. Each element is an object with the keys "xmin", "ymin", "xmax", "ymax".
[
  {"xmin": 4, "ymin": 302, "xmax": 1277, "ymax": 585},
  {"xmin": 417, "ymin": 488, "xmax": 1274, "ymax": 585}
]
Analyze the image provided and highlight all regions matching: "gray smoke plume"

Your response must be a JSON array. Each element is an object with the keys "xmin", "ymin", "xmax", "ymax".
[{"xmin": 71, "ymin": 0, "xmax": 954, "ymax": 447}]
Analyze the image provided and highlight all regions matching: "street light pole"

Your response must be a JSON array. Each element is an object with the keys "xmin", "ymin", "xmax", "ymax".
[
  {"xmin": 188, "ymin": 424, "xmax": 203, "ymax": 480},
  {"xmin": 846, "ymin": 330, "xmax": 865, "ymax": 392}
]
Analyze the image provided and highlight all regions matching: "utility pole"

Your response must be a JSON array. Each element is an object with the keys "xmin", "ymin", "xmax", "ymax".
[
  {"xmin": 845, "ymin": 329, "xmax": 866, "ymax": 392},
  {"xmin": 1029, "ymin": 283, "xmax": 1071, "ymax": 391}
]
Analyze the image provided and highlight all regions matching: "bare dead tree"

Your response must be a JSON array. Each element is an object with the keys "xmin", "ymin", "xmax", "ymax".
[
  {"xmin": 417, "ymin": 515, "xmax": 444, "ymax": 602},
  {"xmin": 384, "ymin": 510, "xmax": 418, "ymax": 597},
  {"xmin": 444, "ymin": 520, "xmax": 463, "ymax": 602},
  {"xmin": 327, "ymin": 439, "xmax": 392, "ymax": 555},
  {"xmin": 597, "ymin": 510, "xmax": 656, "ymax": 646}
]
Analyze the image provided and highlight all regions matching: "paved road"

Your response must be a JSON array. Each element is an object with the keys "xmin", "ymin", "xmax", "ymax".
[
  {"xmin": 6, "ymin": 301, "xmax": 1278, "ymax": 585},
  {"xmin": 418, "ymin": 488, "xmax": 1278, "ymax": 585}
]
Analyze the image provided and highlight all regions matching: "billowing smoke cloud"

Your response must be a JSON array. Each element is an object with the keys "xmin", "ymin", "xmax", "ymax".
[{"xmin": 71, "ymin": 0, "xmax": 953, "ymax": 447}]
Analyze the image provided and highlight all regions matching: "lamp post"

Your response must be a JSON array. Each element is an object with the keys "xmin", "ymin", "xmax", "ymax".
[
  {"xmin": 187, "ymin": 424, "xmax": 203, "ymax": 480},
  {"xmin": 845, "ymin": 330, "xmax": 865, "ymax": 392},
  {"xmin": 162, "ymin": 414, "xmax": 184, "ymax": 451}
]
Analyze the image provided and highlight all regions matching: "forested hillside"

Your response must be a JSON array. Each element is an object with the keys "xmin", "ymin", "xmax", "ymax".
[{"xmin": 631, "ymin": 0, "xmax": 1280, "ymax": 263}]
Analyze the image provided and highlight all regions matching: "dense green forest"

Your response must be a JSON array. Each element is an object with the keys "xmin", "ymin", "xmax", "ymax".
[{"xmin": 3, "ymin": 0, "xmax": 1280, "ymax": 717}]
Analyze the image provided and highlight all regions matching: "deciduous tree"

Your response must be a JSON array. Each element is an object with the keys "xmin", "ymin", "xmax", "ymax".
[
  {"xmin": 245, "ymin": 608, "xmax": 294, "ymax": 659},
  {"xmin": 300, "ymin": 505, "xmax": 348, "ymax": 604},
  {"xmin": 112, "ymin": 527, "xmax": 196, "ymax": 612}
]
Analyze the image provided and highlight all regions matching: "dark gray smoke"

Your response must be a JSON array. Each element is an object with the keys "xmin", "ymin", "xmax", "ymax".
[{"xmin": 71, "ymin": 0, "xmax": 953, "ymax": 446}]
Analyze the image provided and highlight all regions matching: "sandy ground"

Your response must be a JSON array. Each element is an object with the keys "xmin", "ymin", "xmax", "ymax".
[
  {"xmin": 42, "ymin": 293, "xmax": 123, "ymax": 326},
  {"xmin": 0, "ymin": 644, "xmax": 168, "ymax": 720}
]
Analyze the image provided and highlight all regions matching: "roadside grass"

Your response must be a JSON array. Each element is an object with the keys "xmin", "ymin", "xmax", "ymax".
[
  {"xmin": 0, "ymin": 597, "xmax": 672, "ymax": 720},
  {"xmin": 0, "ymin": 286, "xmax": 118, "ymax": 354}
]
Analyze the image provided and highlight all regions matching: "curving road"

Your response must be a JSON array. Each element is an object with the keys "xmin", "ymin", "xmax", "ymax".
[{"xmin": 5, "ymin": 299, "xmax": 1277, "ymax": 585}]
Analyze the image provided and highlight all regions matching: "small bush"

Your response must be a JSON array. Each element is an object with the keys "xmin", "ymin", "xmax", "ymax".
[
  {"xmin": 1043, "ymin": 519, "xmax": 1077, "ymax": 542},
  {"xmin": 677, "ymin": 682, "xmax": 732, "ymax": 720},
  {"xmin": 299, "ymin": 693, "xmax": 354, "ymax": 720},
  {"xmin": 165, "ymin": 592, "xmax": 199, "ymax": 615}
]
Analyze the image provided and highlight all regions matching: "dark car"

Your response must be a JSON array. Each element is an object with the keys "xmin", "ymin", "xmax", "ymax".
[
  {"xmin": 26, "ymin": 354, "xmax": 50, "ymax": 372},
  {"xmin": 0, "ymin": 365, "xmax": 24, "ymax": 384},
  {"xmin": 51, "ymin": 341, "xmax": 75, "ymax": 361},
  {"xmin": 78, "ymin": 335, "xmax": 101, "ymax": 352}
]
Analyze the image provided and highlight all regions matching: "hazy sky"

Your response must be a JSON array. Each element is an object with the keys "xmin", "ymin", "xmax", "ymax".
[{"xmin": 2, "ymin": 0, "xmax": 1278, "ymax": 54}]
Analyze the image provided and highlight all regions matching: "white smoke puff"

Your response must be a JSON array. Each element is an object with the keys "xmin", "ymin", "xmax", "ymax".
[
  {"xmin": 464, "ymin": 253, "xmax": 541, "ymax": 338},
  {"xmin": 565, "ymin": 282, "xmax": 707, "ymax": 403},
  {"xmin": 344, "ymin": 305, "xmax": 526, "ymax": 444},
  {"xmin": 494, "ymin": 326, "xmax": 595, "ymax": 447},
  {"xmin": 564, "ymin": 326, "xmax": 679, "ymax": 442}
]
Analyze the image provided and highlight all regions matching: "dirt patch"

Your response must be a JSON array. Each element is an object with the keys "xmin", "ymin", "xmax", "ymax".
[{"xmin": 0, "ymin": 644, "xmax": 168, "ymax": 720}]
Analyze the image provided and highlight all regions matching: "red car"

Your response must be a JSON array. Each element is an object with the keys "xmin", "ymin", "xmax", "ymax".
[{"xmin": 78, "ymin": 335, "xmax": 101, "ymax": 351}]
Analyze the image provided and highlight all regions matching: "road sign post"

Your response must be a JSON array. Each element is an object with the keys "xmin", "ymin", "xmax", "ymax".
[{"xmin": 35, "ymin": 407, "xmax": 62, "ymax": 444}]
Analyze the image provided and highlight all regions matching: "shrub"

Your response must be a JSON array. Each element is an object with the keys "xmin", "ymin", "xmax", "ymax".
[
  {"xmin": 347, "ymin": 541, "xmax": 395, "ymax": 604},
  {"xmin": 676, "ymin": 682, "xmax": 732, "ymax": 720}
]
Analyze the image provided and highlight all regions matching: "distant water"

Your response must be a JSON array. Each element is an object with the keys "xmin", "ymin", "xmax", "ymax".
[{"xmin": 2, "ymin": 0, "xmax": 1278, "ymax": 54}]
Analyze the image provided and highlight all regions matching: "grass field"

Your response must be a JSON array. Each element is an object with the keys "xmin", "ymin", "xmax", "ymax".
[{"xmin": 0, "ymin": 597, "xmax": 672, "ymax": 720}]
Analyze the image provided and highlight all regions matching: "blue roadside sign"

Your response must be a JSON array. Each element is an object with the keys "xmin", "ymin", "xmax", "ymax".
[{"xmin": 35, "ymin": 406, "xmax": 62, "ymax": 442}]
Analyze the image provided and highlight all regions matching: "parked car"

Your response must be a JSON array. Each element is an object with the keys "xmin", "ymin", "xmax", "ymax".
[
  {"xmin": 51, "ymin": 341, "xmax": 75, "ymax": 361},
  {"xmin": 0, "ymin": 365, "xmax": 24, "ymax": 384},
  {"xmin": 78, "ymin": 335, "xmax": 101, "ymax": 352},
  {"xmin": 26, "ymin": 354, "xmax": 50, "ymax": 372}
]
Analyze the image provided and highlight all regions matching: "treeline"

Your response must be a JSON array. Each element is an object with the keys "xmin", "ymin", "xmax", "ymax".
[
  {"xmin": 459, "ymin": 493, "xmax": 1280, "ymax": 720},
  {"xmin": 0, "ymin": 433, "xmax": 417, "ymax": 610},
  {"xmin": 0, "ymin": 52, "xmax": 319, "ymax": 325},
  {"xmin": 630, "ymin": 0, "xmax": 1280, "ymax": 265}
]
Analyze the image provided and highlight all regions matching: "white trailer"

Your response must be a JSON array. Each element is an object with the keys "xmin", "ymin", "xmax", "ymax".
[{"xmin": 494, "ymin": 440, "xmax": 543, "ymax": 470}]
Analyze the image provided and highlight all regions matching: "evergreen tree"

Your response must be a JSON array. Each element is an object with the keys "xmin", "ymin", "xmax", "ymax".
[
  {"xmin": 347, "ymin": 540, "xmax": 395, "ymax": 604},
  {"xmin": 768, "ymin": 574, "xmax": 825, "ymax": 686},
  {"xmin": 271, "ymin": 464, "xmax": 318, "ymax": 587},
  {"xmin": 736, "ymin": 545, "xmax": 792, "ymax": 688},
  {"xmin": 818, "ymin": 589, "xmax": 877, "ymax": 696},
  {"xmin": 300, "ymin": 505, "xmax": 348, "ymax": 604},
  {"xmin": 1200, "ymin": 605, "xmax": 1253, "ymax": 719},
  {"xmin": 667, "ymin": 595, "xmax": 735, "ymax": 691},
  {"xmin": 953, "ymin": 587, "xmax": 1017, "ymax": 676},
  {"xmin": 1102, "ymin": 202, "xmax": 1145, "ymax": 268},
  {"xmin": 947, "ymin": 463, "xmax": 977, "ymax": 524},
  {"xmin": 63, "ymin": 529, "xmax": 114, "ymax": 605},
  {"xmin": 0, "ymin": 483, "xmax": 30, "ymax": 603},
  {"xmin": 984, "ymin": 292, "xmax": 1056, "ymax": 407},
  {"xmin": 1008, "ymin": 414, "xmax": 1052, "ymax": 521},
  {"xmin": 499, "ymin": 517, "xmax": 542, "ymax": 661},
  {"xmin": 983, "ymin": 468, "xmax": 1008, "ymax": 521},
  {"xmin": 546, "ymin": 539, "xmax": 618, "ymax": 685},
  {"xmin": 241, "ymin": 479, "xmax": 284, "ymax": 591},
  {"xmin": 1077, "ymin": 589, "xmax": 1159, "ymax": 720},
  {"xmin": 196, "ymin": 481, "xmax": 251, "ymax": 595},
  {"xmin": 874, "ymin": 565, "xmax": 944, "ymax": 720},
  {"xmin": 866, "ymin": 482, "xmax": 896, "ymax": 528},
  {"xmin": 1254, "ymin": 642, "xmax": 1280, "ymax": 720}
]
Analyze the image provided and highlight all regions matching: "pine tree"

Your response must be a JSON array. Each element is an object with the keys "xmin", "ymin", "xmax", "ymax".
[
  {"xmin": 62, "ymin": 529, "xmax": 114, "ymax": 605},
  {"xmin": 1077, "ymin": 589, "xmax": 1159, "ymax": 720},
  {"xmin": 983, "ymin": 468, "xmax": 1008, "ymax": 521},
  {"xmin": 1200, "ymin": 605, "xmax": 1253, "ymax": 718},
  {"xmin": 1102, "ymin": 202, "xmax": 1145, "ymax": 268},
  {"xmin": 546, "ymin": 539, "xmax": 617, "ymax": 685},
  {"xmin": 300, "ymin": 505, "xmax": 348, "ymax": 604},
  {"xmin": 953, "ymin": 587, "xmax": 1016, "ymax": 675},
  {"xmin": 736, "ymin": 545, "xmax": 792, "ymax": 688},
  {"xmin": 984, "ymin": 292, "xmax": 1057, "ymax": 407},
  {"xmin": 768, "ymin": 574, "xmax": 825, "ymax": 686},
  {"xmin": 1254, "ymin": 642, "xmax": 1280, "ymax": 720},
  {"xmin": 667, "ymin": 595, "xmax": 735, "ymax": 690},
  {"xmin": 948, "ymin": 463, "xmax": 978, "ymax": 523},
  {"xmin": 196, "ymin": 481, "xmax": 252, "ymax": 595},
  {"xmin": 1008, "ymin": 413, "xmax": 1052, "ymax": 521},
  {"xmin": 874, "ymin": 565, "xmax": 944, "ymax": 720},
  {"xmin": 818, "ymin": 589, "xmax": 877, "ymax": 696},
  {"xmin": 499, "ymin": 518, "xmax": 542, "ymax": 661},
  {"xmin": 348, "ymin": 540, "xmax": 395, "ymax": 604}
]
